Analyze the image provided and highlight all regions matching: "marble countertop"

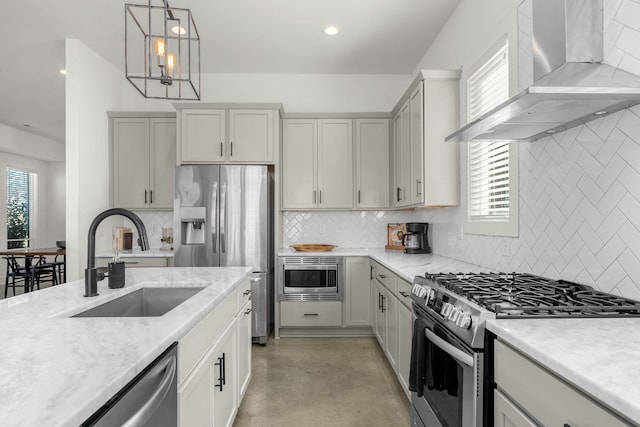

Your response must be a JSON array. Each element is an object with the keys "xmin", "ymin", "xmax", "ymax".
[
  {"xmin": 487, "ymin": 318, "xmax": 640, "ymax": 424},
  {"xmin": 96, "ymin": 248, "xmax": 174, "ymax": 258},
  {"xmin": 0, "ymin": 266, "xmax": 252, "ymax": 427},
  {"xmin": 277, "ymin": 247, "xmax": 488, "ymax": 283}
]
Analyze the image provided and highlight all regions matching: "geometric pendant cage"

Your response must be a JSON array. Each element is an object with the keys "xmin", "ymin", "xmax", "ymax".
[{"xmin": 125, "ymin": 0, "xmax": 201, "ymax": 100}]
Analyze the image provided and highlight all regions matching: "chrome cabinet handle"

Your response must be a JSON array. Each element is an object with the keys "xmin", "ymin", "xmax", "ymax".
[
  {"xmin": 121, "ymin": 355, "xmax": 176, "ymax": 427},
  {"xmin": 416, "ymin": 179, "xmax": 422, "ymax": 197}
]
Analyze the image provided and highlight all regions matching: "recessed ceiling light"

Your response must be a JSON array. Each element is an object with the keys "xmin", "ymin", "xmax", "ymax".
[
  {"xmin": 546, "ymin": 129, "xmax": 556, "ymax": 134},
  {"xmin": 324, "ymin": 26, "xmax": 339, "ymax": 36},
  {"xmin": 171, "ymin": 25, "xmax": 186, "ymax": 35},
  {"xmin": 594, "ymin": 110, "xmax": 608, "ymax": 116},
  {"xmin": 59, "ymin": 69, "xmax": 66, "ymax": 75}
]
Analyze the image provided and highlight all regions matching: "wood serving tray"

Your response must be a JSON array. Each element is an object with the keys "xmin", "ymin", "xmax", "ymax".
[{"xmin": 290, "ymin": 244, "xmax": 337, "ymax": 252}]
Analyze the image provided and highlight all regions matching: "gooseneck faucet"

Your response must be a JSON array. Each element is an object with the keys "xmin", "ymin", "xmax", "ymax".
[{"xmin": 85, "ymin": 208, "xmax": 150, "ymax": 297}]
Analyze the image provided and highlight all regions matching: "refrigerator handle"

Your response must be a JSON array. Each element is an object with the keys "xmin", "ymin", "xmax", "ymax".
[
  {"xmin": 212, "ymin": 181, "xmax": 218, "ymax": 254},
  {"xmin": 220, "ymin": 180, "xmax": 227, "ymax": 254}
]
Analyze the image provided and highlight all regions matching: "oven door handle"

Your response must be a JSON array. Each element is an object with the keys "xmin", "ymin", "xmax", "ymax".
[{"xmin": 425, "ymin": 329, "xmax": 474, "ymax": 368}]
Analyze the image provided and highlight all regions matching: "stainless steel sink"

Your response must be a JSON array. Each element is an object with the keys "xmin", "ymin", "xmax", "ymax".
[{"xmin": 72, "ymin": 287, "xmax": 206, "ymax": 317}]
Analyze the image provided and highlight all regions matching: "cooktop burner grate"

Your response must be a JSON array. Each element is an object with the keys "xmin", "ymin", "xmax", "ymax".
[{"xmin": 423, "ymin": 272, "xmax": 640, "ymax": 317}]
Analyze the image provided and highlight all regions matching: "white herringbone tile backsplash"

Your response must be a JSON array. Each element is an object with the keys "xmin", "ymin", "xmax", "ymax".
[
  {"xmin": 132, "ymin": 210, "xmax": 174, "ymax": 249},
  {"xmin": 283, "ymin": 1, "xmax": 640, "ymax": 300}
]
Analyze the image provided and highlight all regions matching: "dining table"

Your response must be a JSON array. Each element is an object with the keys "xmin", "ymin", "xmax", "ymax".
[{"xmin": 1, "ymin": 247, "xmax": 66, "ymax": 290}]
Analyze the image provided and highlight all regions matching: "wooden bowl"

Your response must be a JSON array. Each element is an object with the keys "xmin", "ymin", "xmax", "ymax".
[{"xmin": 290, "ymin": 244, "xmax": 337, "ymax": 252}]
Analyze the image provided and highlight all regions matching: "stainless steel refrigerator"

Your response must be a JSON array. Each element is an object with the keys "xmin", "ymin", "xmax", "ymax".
[{"xmin": 174, "ymin": 165, "xmax": 273, "ymax": 344}]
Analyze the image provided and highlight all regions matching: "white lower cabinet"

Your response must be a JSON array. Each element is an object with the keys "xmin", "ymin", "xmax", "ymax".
[
  {"xmin": 280, "ymin": 301, "xmax": 342, "ymax": 327},
  {"xmin": 237, "ymin": 300, "xmax": 252, "ymax": 402},
  {"xmin": 370, "ymin": 261, "xmax": 413, "ymax": 399},
  {"xmin": 397, "ymin": 302, "xmax": 412, "ymax": 397},
  {"xmin": 178, "ymin": 279, "xmax": 251, "ymax": 427},
  {"xmin": 494, "ymin": 339, "xmax": 630, "ymax": 427},
  {"xmin": 345, "ymin": 257, "xmax": 371, "ymax": 326}
]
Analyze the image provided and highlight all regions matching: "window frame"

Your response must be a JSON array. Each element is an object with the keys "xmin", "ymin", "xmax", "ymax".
[{"xmin": 463, "ymin": 39, "xmax": 519, "ymax": 238}]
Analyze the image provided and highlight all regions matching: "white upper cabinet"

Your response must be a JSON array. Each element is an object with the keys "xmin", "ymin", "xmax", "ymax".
[
  {"xmin": 282, "ymin": 119, "xmax": 317, "ymax": 209},
  {"xmin": 355, "ymin": 119, "xmax": 390, "ymax": 209},
  {"xmin": 177, "ymin": 104, "xmax": 280, "ymax": 164},
  {"xmin": 281, "ymin": 118, "xmax": 353, "ymax": 210},
  {"xmin": 111, "ymin": 115, "xmax": 176, "ymax": 210},
  {"xmin": 391, "ymin": 70, "xmax": 461, "ymax": 208},
  {"xmin": 317, "ymin": 119, "xmax": 353, "ymax": 209},
  {"xmin": 228, "ymin": 109, "xmax": 274, "ymax": 162},
  {"xmin": 181, "ymin": 109, "xmax": 226, "ymax": 162}
]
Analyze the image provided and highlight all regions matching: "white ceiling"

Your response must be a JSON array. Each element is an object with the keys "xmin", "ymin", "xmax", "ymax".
[{"xmin": 0, "ymin": 0, "xmax": 460, "ymax": 143}]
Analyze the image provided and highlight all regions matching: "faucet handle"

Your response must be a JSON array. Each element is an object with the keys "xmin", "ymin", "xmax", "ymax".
[{"xmin": 96, "ymin": 266, "xmax": 108, "ymax": 281}]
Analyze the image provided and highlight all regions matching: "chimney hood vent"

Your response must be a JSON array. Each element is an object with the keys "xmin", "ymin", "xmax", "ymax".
[{"xmin": 446, "ymin": 0, "xmax": 640, "ymax": 143}]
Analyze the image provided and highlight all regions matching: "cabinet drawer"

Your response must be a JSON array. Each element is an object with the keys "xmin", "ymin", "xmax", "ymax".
[
  {"xmin": 374, "ymin": 263, "xmax": 397, "ymax": 295},
  {"xmin": 96, "ymin": 257, "xmax": 168, "ymax": 268},
  {"xmin": 238, "ymin": 278, "xmax": 251, "ymax": 308},
  {"xmin": 494, "ymin": 340, "xmax": 629, "ymax": 427},
  {"xmin": 179, "ymin": 288, "xmax": 238, "ymax": 384},
  {"xmin": 397, "ymin": 278, "xmax": 412, "ymax": 309},
  {"xmin": 280, "ymin": 301, "xmax": 342, "ymax": 327}
]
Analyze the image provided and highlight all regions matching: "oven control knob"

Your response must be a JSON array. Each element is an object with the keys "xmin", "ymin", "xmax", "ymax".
[
  {"xmin": 448, "ymin": 308, "xmax": 461, "ymax": 322},
  {"xmin": 456, "ymin": 313, "xmax": 472, "ymax": 329},
  {"xmin": 440, "ymin": 303, "xmax": 453, "ymax": 317}
]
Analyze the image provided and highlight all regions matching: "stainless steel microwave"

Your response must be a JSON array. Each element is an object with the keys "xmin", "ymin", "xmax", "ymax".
[{"xmin": 277, "ymin": 257, "xmax": 344, "ymax": 301}]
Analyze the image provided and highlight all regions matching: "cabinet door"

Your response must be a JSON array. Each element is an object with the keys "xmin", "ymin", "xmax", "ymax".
[
  {"xmin": 374, "ymin": 281, "xmax": 386, "ymax": 347},
  {"xmin": 228, "ymin": 110, "xmax": 273, "ymax": 162},
  {"xmin": 384, "ymin": 289, "xmax": 398, "ymax": 370},
  {"xmin": 150, "ymin": 118, "xmax": 176, "ymax": 208},
  {"xmin": 112, "ymin": 118, "xmax": 150, "ymax": 209},
  {"xmin": 179, "ymin": 348, "xmax": 213, "ymax": 427},
  {"xmin": 237, "ymin": 300, "xmax": 252, "ymax": 402},
  {"xmin": 282, "ymin": 119, "xmax": 317, "ymax": 209},
  {"xmin": 181, "ymin": 109, "xmax": 226, "ymax": 162},
  {"xmin": 355, "ymin": 119, "xmax": 390, "ymax": 208},
  {"xmin": 213, "ymin": 321, "xmax": 238, "ymax": 427},
  {"xmin": 494, "ymin": 390, "xmax": 537, "ymax": 427},
  {"xmin": 345, "ymin": 257, "xmax": 371, "ymax": 326},
  {"xmin": 397, "ymin": 303, "xmax": 412, "ymax": 397},
  {"xmin": 394, "ymin": 102, "xmax": 411, "ymax": 207},
  {"xmin": 410, "ymin": 84, "xmax": 424, "ymax": 205},
  {"xmin": 317, "ymin": 119, "xmax": 353, "ymax": 209}
]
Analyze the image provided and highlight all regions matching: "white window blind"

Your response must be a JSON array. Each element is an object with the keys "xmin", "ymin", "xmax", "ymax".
[
  {"xmin": 467, "ymin": 44, "xmax": 510, "ymax": 221},
  {"xmin": 6, "ymin": 167, "xmax": 38, "ymax": 249}
]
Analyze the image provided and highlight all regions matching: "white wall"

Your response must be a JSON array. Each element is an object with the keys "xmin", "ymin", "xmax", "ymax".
[
  {"xmin": 65, "ymin": 39, "xmax": 124, "ymax": 281},
  {"xmin": 122, "ymin": 73, "xmax": 412, "ymax": 113},
  {"xmin": 0, "ymin": 123, "xmax": 65, "ymax": 163}
]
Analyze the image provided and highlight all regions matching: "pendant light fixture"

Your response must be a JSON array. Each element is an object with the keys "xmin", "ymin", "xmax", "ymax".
[{"xmin": 125, "ymin": 0, "xmax": 200, "ymax": 100}]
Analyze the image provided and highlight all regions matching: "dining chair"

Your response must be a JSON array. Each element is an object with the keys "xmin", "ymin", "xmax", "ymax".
[
  {"xmin": 3, "ymin": 256, "xmax": 32, "ymax": 298},
  {"xmin": 30, "ymin": 256, "xmax": 59, "ymax": 290}
]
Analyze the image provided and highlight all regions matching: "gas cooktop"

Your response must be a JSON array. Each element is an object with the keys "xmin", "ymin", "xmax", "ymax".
[
  {"xmin": 424, "ymin": 272, "xmax": 640, "ymax": 317},
  {"xmin": 411, "ymin": 272, "xmax": 640, "ymax": 349}
]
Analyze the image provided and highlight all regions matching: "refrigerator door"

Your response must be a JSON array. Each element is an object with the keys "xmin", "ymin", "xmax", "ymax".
[
  {"xmin": 219, "ymin": 165, "xmax": 268, "ymax": 271},
  {"xmin": 174, "ymin": 165, "xmax": 220, "ymax": 267}
]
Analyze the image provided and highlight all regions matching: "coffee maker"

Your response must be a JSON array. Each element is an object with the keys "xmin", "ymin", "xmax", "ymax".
[{"xmin": 403, "ymin": 222, "xmax": 431, "ymax": 254}]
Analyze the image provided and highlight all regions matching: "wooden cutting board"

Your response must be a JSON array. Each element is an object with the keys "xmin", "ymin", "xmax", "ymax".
[{"xmin": 290, "ymin": 244, "xmax": 336, "ymax": 252}]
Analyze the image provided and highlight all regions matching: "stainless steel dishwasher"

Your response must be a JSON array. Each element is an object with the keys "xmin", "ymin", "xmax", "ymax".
[{"xmin": 82, "ymin": 343, "xmax": 177, "ymax": 427}]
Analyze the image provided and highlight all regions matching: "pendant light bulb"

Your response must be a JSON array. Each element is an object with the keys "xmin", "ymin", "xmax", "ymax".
[
  {"xmin": 155, "ymin": 39, "xmax": 166, "ymax": 56},
  {"xmin": 166, "ymin": 53, "xmax": 176, "ymax": 72}
]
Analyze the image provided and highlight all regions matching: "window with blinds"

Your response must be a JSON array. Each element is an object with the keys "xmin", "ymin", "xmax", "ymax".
[
  {"xmin": 6, "ymin": 167, "xmax": 38, "ymax": 249},
  {"xmin": 467, "ymin": 43, "xmax": 510, "ymax": 221}
]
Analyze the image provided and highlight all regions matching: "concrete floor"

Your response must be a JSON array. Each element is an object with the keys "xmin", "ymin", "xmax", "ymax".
[{"xmin": 234, "ymin": 336, "xmax": 410, "ymax": 427}]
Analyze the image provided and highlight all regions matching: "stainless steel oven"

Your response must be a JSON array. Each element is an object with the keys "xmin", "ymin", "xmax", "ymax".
[
  {"xmin": 277, "ymin": 256, "xmax": 344, "ymax": 301},
  {"xmin": 410, "ymin": 303, "xmax": 483, "ymax": 427}
]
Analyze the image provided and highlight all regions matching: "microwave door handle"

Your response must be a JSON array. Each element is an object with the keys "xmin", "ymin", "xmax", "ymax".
[{"xmin": 425, "ymin": 329, "xmax": 474, "ymax": 368}]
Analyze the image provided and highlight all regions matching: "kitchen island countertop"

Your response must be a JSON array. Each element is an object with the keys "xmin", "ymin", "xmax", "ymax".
[{"xmin": 0, "ymin": 266, "xmax": 252, "ymax": 427}]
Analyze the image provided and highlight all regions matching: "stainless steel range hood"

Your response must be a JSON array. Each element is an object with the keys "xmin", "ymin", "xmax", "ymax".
[{"xmin": 446, "ymin": 0, "xmax": 640, "ymax": 143}]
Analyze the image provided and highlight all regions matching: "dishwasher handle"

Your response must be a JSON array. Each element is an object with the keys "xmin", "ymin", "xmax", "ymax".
[{"xmin": 122, "ymin": 354, "xmax": 177, "ymax": 427}]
